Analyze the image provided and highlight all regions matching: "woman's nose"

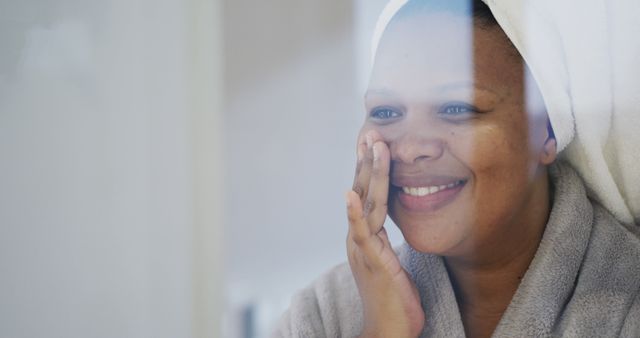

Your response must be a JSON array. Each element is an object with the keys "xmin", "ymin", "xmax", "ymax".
[{"xmin": 388, "ymin": 132, "xmax": 445, "ymax": 164}]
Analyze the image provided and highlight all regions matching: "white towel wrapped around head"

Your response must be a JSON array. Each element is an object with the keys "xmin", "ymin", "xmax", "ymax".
[{"xmin": 371, "ymin": 0, "xmax": 640, "ymax": 226}]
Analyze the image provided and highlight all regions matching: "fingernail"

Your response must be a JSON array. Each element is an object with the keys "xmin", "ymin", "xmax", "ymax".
[
  {"xmin": 373, "ymin": 143, "xmax": 379, "ymax": 161},
  {"xmin": 366, "ymin": 133, "xmax": 373, "ymax": 149}
]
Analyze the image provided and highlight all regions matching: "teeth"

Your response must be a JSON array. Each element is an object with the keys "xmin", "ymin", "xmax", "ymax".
[{"xmin": 401, "ymin": 180, "xmax": 463, "ymax": 197}]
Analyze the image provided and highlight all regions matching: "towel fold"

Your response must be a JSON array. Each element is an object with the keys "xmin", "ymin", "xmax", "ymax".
[{"xmin": 272, "ymin": 162, "xmax": 640, "ymax": 337}]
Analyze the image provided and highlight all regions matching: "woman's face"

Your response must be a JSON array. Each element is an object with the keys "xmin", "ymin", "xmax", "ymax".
[{"xmin": 362, "ymin": 13, "xmax": 554, "ymax": 259}]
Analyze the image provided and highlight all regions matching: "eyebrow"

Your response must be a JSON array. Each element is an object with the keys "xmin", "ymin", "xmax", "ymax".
[
  {"xmin": 365, "ymin": 83, "xmax": 500, "ymax": 100},
  {"xmin": 364, "ymin": 88, "xmax": 397, "ymax": 100},
  {"xmin": 435, "ymin": 82, "xmax": 499, "ymax": 96}
]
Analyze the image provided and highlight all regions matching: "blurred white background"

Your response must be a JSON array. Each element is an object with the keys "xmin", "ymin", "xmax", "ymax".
[
  {"xmin": 221, "ymin": 1, "xmax": 401, "ymax": 337},
  {"xmin": 0, "ymin": 0, "xmax": 403, "ymax": 337}
]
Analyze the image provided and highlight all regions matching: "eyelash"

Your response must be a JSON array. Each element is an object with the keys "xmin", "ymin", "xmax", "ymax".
[
  {"xmin": 369, "ymin": 103, "xmax": 479, "ymax": 121},
  {"xmin": 439, "ymin": 103, "xmax": 478, "ymax": 116},
  {"xmin": 370, "ymin": 107, "xmax": 401, "ymax": 120}
]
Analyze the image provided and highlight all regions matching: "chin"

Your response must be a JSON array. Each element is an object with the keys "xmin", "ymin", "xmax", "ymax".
[{"xmin": 392, "ymin": 216, "xmax": 467, "ymax": 256}]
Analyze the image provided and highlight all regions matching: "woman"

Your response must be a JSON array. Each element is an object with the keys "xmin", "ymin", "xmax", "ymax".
[{"xmin": 274, "ymin": 0, "xmax": 640, "ymax": 337}]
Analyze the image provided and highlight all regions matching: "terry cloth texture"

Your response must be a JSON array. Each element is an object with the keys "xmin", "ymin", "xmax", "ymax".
[
  {"xmin": 272, "ymin": 162, "xmax": 640, "ymax": 337},
  {"xmin": 371, "ymin": 0, "xmax": 640, "ymax": 226}
]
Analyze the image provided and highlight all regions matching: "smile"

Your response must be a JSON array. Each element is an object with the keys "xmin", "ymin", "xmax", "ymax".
[
  {"xmin": 401, "ymin": 180, "xmax": 466, "ymax": 197},
  {"xmin": 394, "ymin": 179, "xmax": 467, "ymax": 212}
]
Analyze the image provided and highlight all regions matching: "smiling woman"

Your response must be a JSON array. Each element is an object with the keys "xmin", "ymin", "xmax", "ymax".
[
  {"xmin": 363, "ymin": 9, "xmax": 554, "ymax": 261},
  {"xmin": 272, "ymin": 0, "xmax": 640, "ymax": 337}
]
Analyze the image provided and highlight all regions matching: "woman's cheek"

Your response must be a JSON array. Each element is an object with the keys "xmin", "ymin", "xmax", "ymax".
[
  {"xmin": 445, "ymin": 125, "xmax": 490, "ymax": 168},
  {"xmin": 464, "ymin": 123, "xmax": 511, "ymax": 165}
]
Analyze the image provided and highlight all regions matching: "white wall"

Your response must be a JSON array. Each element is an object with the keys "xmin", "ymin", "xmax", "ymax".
[
  {"xmin": 221, "ymin": 0, "xmax": 399, "ymax": 337},
  {"xmin": 221, "ymin": 1, "xmax": 359, "ymax": 336},
  {"xmin": 0, "ymin": 0, "xmax": 223, "ymax": 337},
  {"xmin": 0, "ymin": 0, "xmax": 399, "ymax": 336},
  {"xmin": 188, "ymin": 0, "xmax": 225, "ymax": 336}
]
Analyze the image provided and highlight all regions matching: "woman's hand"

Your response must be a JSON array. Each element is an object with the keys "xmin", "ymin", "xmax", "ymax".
[{"xmin": 346, "ymin": 131, "xmax": 425, "ymax": 338}]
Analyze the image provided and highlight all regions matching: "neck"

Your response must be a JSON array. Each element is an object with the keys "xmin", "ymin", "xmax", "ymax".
[
  {"xmin": 444, "ymin": 171, "xmax": 552, "ymax": 337},
  {"xmin": 445, "ymin": 236, "xmax": 539, "ymax": 311}
]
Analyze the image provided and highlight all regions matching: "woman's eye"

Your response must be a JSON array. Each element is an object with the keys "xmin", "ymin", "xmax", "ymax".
[
  {"xmin": 370, "ymin": 107, "xmax": 401, "ymax": 120},
  {"xmin": 439, "ymin": 103, "xmax": 478, "ymax": 116}
]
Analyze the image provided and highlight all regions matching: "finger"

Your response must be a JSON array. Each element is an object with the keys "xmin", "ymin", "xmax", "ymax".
[
  {"xmin": 377, "ymin": 227, "xmax": 390, "ymax": 243},
  {"xmin": 346, "ymin": 190, "xmax": 386, "ymax": 269},
  {"xmin": 352, "ymin": 130, "xmax": 385, "ymax": 202},
  {"xmin": 364, "ymin": 141, "xmax": 390, "ymax": 234},
  {"xmin": 346, "ymin": 190, "xmax": 370, "ymax": 245},
  {"xmin": 352, "ymin": 140, "xmax": 372, "ymax": 201}
]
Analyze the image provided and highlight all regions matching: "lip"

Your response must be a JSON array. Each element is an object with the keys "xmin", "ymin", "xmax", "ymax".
[
  {"xmin": 392, "ymin": 176, "xmax": 468, "ymax": 213},
  {"xmin": 391, "ymin": 174, "xmax": 467, "ymax": 188}
]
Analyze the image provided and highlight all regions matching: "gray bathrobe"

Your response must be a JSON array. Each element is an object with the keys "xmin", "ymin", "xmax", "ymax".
[{"xmin": 273, "ymin": 162, "xmax": 640, "ymax": 337}]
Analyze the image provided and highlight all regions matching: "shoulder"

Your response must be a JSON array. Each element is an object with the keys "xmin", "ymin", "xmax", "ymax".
[
  {"xmin": 586, "ymin": 204, "xmax": 640, "ymax": 279},
  {"xmin": 567, "ymin": 204, "xmax": 640, "ymax": 332},
  {"xmin": 271, "ymin": 263, "xmax": 363, "ymax": 338}
]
